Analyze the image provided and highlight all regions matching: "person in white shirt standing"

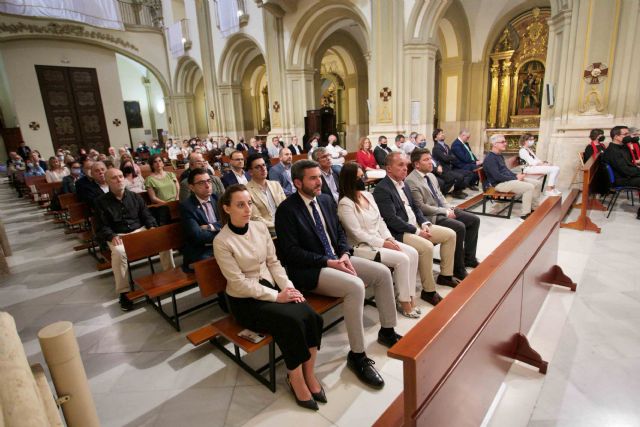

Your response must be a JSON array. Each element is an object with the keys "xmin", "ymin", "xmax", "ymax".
[{"xmin": 517, "ymin": 133, "xmax": 561, "ymax": 196}]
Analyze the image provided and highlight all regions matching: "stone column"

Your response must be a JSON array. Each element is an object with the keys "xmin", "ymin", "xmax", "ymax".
[
  {"xmin": 217, "ymin": 84, "xmax": 244, "ymax": 141},
  {"xmin": 284, "ymin": 68, "xmax": 316, "ymax": 139},
  {"xmin": 195, "ymin": 0, "xmax": 222, "ymax": 135},
  {"xmin": 487, "ymin": 59, "xmax": 500, "ymax": 128},
  {"xmin": 262, "ymin": 9, "xmax": 288, "ymax": 138},
  {"xmin": 498, "ymin": 57, "xmax": 513, "ymax": 128}
]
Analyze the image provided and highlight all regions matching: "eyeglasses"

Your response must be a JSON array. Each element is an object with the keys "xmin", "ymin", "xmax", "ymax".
[{"xmin": 193, "ymin": 179, "xmax": 213, "ymax": 186}]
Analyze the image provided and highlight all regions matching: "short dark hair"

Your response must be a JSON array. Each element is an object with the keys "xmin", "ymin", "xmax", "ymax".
[
  {"xmin": 410, "ymin": 148, "xmax": 431, "ymax": 165},
  {"xmin": 230, "ymin": 150, "xmax": 244, "ymax": 160},
  {"xmin": 378, "ymin": 135, "xmax": 387, "ymax": 143},
  {"xmin": 218, "ymin": 184, "xmax": 247, "ymax": 225},
  {"xmin": 245, "ymin": 153, "xmax": 265, "ymax": 171},
  {"xmin": 187, "ymin": 167, "xmax": 209, "ymax": 185},
  {"xmin": 610, "ymin": 125, "xmax": 628, "ymax": 139},
  {"xmin": 148, "ymin": 154, "xmax": 163, "ymax": 172},
  {"xmin": 395, "ymin": 134, "xmax": 405, "ymax": 142},
  {"xmin": 589, "ymin": 129, "xmax": 604, "ymax": 140},
  {"xmin": 291, "ymin": 159, "xmax": 319, "ymax": 182},
  {"xmin": 432, "ymin": 128, "xmax": 443, "ymax": 141},
  {"xmin": 338, "ymin": 162, "xmax": 364, "ymax": 204}
]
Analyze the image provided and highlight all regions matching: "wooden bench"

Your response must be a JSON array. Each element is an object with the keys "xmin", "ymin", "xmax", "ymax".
[
  {"xmin": 186, "ymin": 257, "xmax": 342, "ymax": 392},
  {"xmin": 461, "ymin": 167, "xmax": 518, "ymax": 218},
  {"xmin": 560, "ymin": 152, "xmax": 604, "ymax": 233},
  {"xmin": 375, "ymin": 196, "xmax": 577, "ymax": 426},
  {"xmin": 121, "ymin": 223, "xmax": 212, "ymax": 331}
]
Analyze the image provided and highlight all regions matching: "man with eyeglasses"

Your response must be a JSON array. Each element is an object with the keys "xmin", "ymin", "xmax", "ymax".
[
  {"xmin": 603, "ymin": 125, "xmax": 640, "ymax": 219},
  {"xmin": 179, "ymin": 167, "xmax": 222, "ymax": 272},
  {"xmin": 221, "ymin": 150, "xmax": 250, "ymax": 188},
  {"xmin": 179, "ymin": 152, "xmax": 224, "ymax": 201},
  {"xmin": 312, "ymin": 147, "xmax": 340, "ymax": 203},
  {"xmin": 483, "ymin": 133, "xmax": 541, "ymax": 220},
  {"xmin": 246, "ymin": 153, "xmax": 287, "ymax": 233}
]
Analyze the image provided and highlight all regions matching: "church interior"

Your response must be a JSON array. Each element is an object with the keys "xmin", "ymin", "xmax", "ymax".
[{"xmin": 1, "ymin": 0, "xmax": 639, "ymax": 426}]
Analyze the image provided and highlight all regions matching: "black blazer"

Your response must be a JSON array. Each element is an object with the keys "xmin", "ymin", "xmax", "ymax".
[
  {"xmin": 320, "ymin": 168, "xmax": 340, "ymax": 201},
  {"xmin": 179, "ymin": 193, "xmax": 220, "ymax": 272},
  {"xmin": 372, "ymin": 176, "xmax": 428, "ymax": 242},
  {"xmin": 288, "ymin": 144, "xmax": 304, "ymax": 155},
  {"xmin": 274, "ymin": 192, "xmax": 350, "ymax": 291},
  {"xmin": 432, "ymin": 141, "xmax": 458, "ymax": 173},
  {"xmin": 221, "ymin": 170, "xmax": 251, "ymax": 188}
]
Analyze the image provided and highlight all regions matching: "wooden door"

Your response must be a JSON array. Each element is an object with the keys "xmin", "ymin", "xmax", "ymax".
[{"xmin": 35, "ymin": 65, "xmax": 109, "ymax": 155}]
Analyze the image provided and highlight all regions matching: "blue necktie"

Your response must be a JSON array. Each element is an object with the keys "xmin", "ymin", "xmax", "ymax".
[
  {"xmin": 425, "ymin": 175, "xmax": 444, "ymax": 207},
  {"xmin": 310, "ymin": 201, "xmax": 336, "ymax": 259}
]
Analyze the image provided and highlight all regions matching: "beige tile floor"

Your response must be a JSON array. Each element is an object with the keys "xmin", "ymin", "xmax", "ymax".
[{"xmin": 1, "ymin": 181, "xmax": 638, "ymax": 427}]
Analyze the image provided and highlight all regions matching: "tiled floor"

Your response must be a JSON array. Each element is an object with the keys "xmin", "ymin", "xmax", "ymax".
[{"xmin": 1, "ymin": 181, "xmax": 638, "ymax": 427}]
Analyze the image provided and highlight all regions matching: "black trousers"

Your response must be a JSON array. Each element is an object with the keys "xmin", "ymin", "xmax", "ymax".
[
  {"xmin": 436, "ymin": 209, "xmax": 480, "ymax": 276},
  {"xmin": 227, "ymin": 294, "xmax": 323, "ymax": 370}
]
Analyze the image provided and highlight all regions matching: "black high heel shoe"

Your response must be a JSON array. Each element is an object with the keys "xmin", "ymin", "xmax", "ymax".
[
  {"xmin": 310, "ymin": 386, "xmax": 327, "ymax": 404},
  {"xmin": 286, "ymin": 376, "xmax": 319, "ymax": 410}
]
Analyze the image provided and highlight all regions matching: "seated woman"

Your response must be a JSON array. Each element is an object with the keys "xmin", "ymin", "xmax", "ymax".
[
  {"xmin": 214, "ymin": 185, "xmax": 325, "ymax": 410},
  {"xmin": 337, "ymin": 162, "xmax": 421, "ymax": 318},
  {"xmin": 355, "ymin": 137, "xmax": 379, "ymax": 171},
  {"xmin": 120, "ymin": 159, "xmax": 145, "ymax": 193},
  {"xmin": 584, "ymin": 128, "xmax": 606, "ymax": 163},
  {"xmin": 24, "ymin": 158, "xmax": 45, "ymax": 177},
  {"xmin": 144, "ymin": 154, "xmax": 179, "ymax": 204},
  {"xmin": 45, "ymin": 156, "xmax": 69, "ymax": 183},
  {"xmin": 518, "ymin": 133, "xmax": 561, "ymax": 196},
  {"xmin": 119, "ymin": 153, "xmax": 141, "ymax": 176},
  {"xmin": 224, "ymin": 139, "xmax": 236, "ymax": 157}
]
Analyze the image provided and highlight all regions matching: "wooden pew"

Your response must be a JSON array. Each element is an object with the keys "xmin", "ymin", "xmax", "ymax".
[
  {"xmin": 375, "ymin": 196, "xmax": 576, "ymax": 427},
  {"xmin": 186, "ymin": 257, "xmax": 342, "ymax": 392},
  {"xmin": 560, "ymin": 152, "xmax": 604, "ymax": 233}
]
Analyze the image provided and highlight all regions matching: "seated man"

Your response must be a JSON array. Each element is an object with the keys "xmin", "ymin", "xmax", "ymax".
[
  {"xmin": 451, "ymin": 130, "xmax": 482, "ymax": 186},
  {"xmin": 179, "ymin": 167, "xmax": 221, "ymax": 272},
  {"xmin": 246, "ymin": 153, "xmax": 286, "ymax": 233},
  {"xmin": 374, "ymin": 135, "xmax": 393, "ymax": 167},
  {"xmin": 179, "ymin": 152, "xmax": 224, "ymax": 201},
  {"xmin": 603, "ymin": 125, "xmax": 640, "ymax": 219},
  {"xmin": 432, "ymin": 129, "xmax": 477, "ymax": 196},
  {"xmin": 288, "ymin": 136, "xmax": 304, "ymax": 155},
  {"xmin": 406, "ymin": 148, "xmax": 480, "ymax": 279},
  {"xmin": 94, "ymin": 168, "xmax": 175, "ymax": 311},
  {"xmin": 76, "ymin": 161, "xmax": 109, "ymax": 210},
  {"xmin": 483, "ymin": 134, "xmax": 541, "ymax": 220},
  {"xmin": 312, "ymin": 147, "xmax": 340, "ymax": 203},
  {"xmin": 373, "ymin": 151, "xmax": 458, "ymax": 306},
  {"xmin": 268, "ymin": 147, "xmax": 295, "ymax": 196},
  {"xmin": 275, "ymin": 160, "xmax": 400, "ymax": 389},
  {"xmin": 221, "ymin": 150, "xmax": 250, "ymax": 188},
  {"xmin": 324, "ymin": 134, "xmax": 347, "ymax": 169}
]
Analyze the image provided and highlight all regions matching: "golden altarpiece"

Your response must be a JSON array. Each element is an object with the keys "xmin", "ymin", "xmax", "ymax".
[{"xmin": 486, "ymin": 8, "xmax": 550, "ymax": 153}]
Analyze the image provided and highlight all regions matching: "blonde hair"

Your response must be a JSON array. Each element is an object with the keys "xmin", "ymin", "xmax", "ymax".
[{"xmin": 358, "ymin": 136, "xmax": 372, "ymax": 152}]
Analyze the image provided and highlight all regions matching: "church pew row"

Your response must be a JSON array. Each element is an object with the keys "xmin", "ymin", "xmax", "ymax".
[
  {"xmin": 560, "ymin": 151, "xmax": 604, "ymax": 233},
  {"xmin": 374, "ymin": 195, "xmax": 577, "ymax": 427}
]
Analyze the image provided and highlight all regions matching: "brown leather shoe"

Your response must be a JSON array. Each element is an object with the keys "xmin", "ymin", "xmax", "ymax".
[
  {"xmin": 420, "ymin": 290, "xmax": 443, "ymax": 306},
  {"xmin": 436, "ymin": 275, "xmax": 461, "ymax": 288}
]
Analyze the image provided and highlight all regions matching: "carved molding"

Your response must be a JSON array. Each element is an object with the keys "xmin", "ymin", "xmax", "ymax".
[{"xmin": 0, "ymin": 22, "xmax": 139, "ymax": 51}]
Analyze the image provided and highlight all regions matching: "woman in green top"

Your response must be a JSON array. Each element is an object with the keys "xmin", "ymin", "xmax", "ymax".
[{"xmin": 145, "ymin": 154, "xmax": 179, "ymax": 203}]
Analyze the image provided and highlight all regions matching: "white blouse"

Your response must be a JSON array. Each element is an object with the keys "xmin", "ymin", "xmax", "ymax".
[
  {"xmin": 337, "ymin": 191, "xmax": 393, "ymax": 249},
  {"xmin": 519, "ymin": 147, "xmax": 543, "ymax": 166},
  {"xmin": 45, "ymin": 167, "xmax": 69, "ymax": 183}
]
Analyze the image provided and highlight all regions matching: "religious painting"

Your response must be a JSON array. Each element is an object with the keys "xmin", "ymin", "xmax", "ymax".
[
  {"xmin": 516, "ymin": 61, "xmax": 544, "ymax": 115},
  {"xmin": 124, "ymin": 100, "xmax": 143, "ymax": 128}
]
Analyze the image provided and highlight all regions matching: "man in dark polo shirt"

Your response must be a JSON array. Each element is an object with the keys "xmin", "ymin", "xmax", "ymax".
[{"xmin": 94, "ymin": 168, "xmax": 175, "ymax": 311}]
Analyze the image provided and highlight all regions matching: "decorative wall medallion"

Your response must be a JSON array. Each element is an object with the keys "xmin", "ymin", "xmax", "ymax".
[
  {"xmin": 112, "ymin": 118, "xmax": 121, "ymax": 126},
  {"xmin": 272, "ymin": 101, "xmax": 280, "ymax": 113},
  {"xmin": 583, "ymin": 63, "xmax": 608, "ymax": 85},
  {"xmin": 379, "ymin": 87, "xmax": 392, "ymax": 102},
  {"xmin": 0, "ymin": 22, "xmax": 139, "ymax": 51},
  {"xmin": 209, "ymin": 110, "xmax": 215, "ymax": 119},
  {"xmin": 29, "ymin": 121, "xmax": 40, "ymax": 130}
]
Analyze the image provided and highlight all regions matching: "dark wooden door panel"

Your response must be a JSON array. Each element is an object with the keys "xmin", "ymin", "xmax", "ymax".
[{"xmin": 68, "ymin": 67, "xmax": 109, "ymax": 154}]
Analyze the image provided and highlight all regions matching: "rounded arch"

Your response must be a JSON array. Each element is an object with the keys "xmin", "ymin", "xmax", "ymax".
[
  {"xmin": 218, "ymin": 33, "xmax": 265, "ymax": 85},
  {"xmin": 174, "ymin": 56, "xmax": 203, "ymax": 94},
  {"xmin": 0, "ymin": 34, "xmax": 170, "ymax": 97},
  {"xmin": 287, "ymin": 0, "xmax": 370, "ymax": 69}
]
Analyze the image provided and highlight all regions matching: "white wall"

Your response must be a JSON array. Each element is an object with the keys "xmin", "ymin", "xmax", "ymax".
[{"xmin": 0, "ymin": 39, "xmax": 130, "ymax": 158}]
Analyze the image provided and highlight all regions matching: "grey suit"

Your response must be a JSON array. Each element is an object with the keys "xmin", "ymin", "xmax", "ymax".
[{"xmin": 405, "ymin": 169, "xmax": 480, "ymax": 275}]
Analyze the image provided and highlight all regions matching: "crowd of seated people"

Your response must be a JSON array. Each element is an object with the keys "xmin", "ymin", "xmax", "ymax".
[{"xmin": 12, "ymin": 124, "xmax": 640, "ymax": 411}]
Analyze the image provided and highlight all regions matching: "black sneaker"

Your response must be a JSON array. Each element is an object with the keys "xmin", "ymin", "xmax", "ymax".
[
  {"xmin": 119, "ymin": 293, "xmax": 133, "ymax": 312},
  {"xmin": 347, "ymin": 352, "xmax": 385, "ymax": 389}
]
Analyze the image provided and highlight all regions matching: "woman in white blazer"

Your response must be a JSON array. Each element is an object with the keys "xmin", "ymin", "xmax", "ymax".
[
  {"xmin": 337, "ymin": 163, "xmax": 421, "ymax": 318},
  {"xmin": 518, "ymin": 133, "xmax": 561, "ymax": 196}
]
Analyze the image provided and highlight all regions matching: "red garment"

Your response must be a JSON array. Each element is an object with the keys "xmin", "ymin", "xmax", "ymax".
[
  {"xmin": 626, "ymin": 142, "xmax": 640, "ymax": 162},
  {"xmin": 356, "ymin": 150, "xmax": 378, "ymax": 169},
  {"xmin": 590, "ymin": 141, "xmax": 605, "ymax": 159}
]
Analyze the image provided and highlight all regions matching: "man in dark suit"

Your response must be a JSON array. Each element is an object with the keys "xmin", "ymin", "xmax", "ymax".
[
  {"xmin": 179, "ymin": 167, "xmax": 221, "ymax": 272},
  {"xmin": 235, "ymin": 137, "xmax": 249, "ymax": 152},
  {"xmin": 432, "ymin": 128, "xmax": 477, "ymax": 197},
  {"xmin": 288, "ymin": 136, "xmax": 304, "ymax": 155},
  {"xmin": 311, "ymin": 147, "xmax": 340, "ymax": 203},
  {"xmin": 221, "ymin": 151, "xmax": 250, "ymax": 188},
  {"xmin": 76, "ymin": 160, "xmax": 109, "ymax": 210},
  {"xmin": 603, "ymin": 125, "xmax": 640, "ymax": 219},
  {"xmin": 268, "ymin": 147, "xmax": 295, "ymax": 195},
  {"xmin": 372, "ymin": 151, "xmax": 459, "ymax": 307},
  {"xmin": 373, "ymin": 135, "xmax": 394, "ymax": 167},
  {"xmin": 17, "ymin": 141, "xmax": 31, "ymax": 161},
  {"xmin": 450, "ymin": 130, "xmax": 481, "ymax": 188},
  {"xmin": 275, "ymin": 159, "xmax": 399, "ymax": 389}
]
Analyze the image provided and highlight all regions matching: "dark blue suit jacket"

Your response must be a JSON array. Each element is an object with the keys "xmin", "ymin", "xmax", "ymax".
[
  {"xmin": 179, "ymin": 193, "xmax": 221, "ymax": 272},
  {"xmin": 221, "ymin": 170, "xmax": 251, "ymax": 188},
  {"xmin": 320, "ymin": 169, "xmax": 340, "ymax": 201},
  {"xmin": 432, "ymin": 141, "xmax": 459, "ymax": 173},
  {"xmin": 372, "ymin": 176, "xmax": 428, "ymax": 242},
  {"xmin": 274, "ymin": 192, "xmax": 351, "ymax": 291},
  {"xmin": 268, "ymin": 162, "xmax": 294, "ymax": 196},
  {"xmin": 451, "ymin": 138, "xmax": 478, "ymax": 171}
]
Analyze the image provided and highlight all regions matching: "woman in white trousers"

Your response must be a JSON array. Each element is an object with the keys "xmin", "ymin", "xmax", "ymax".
[{"xmin": 518, "ymin": 133, "xmax": 561, "ymax": 196}]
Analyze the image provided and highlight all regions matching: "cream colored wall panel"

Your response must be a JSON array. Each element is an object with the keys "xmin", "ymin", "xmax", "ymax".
[{"xmin": 445, "ymin": 75, "xmax": 458, "ymax": 122}]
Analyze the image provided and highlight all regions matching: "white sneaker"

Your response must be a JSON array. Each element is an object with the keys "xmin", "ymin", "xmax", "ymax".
[{"xmin": 545, "ymin": 189, "xmax": 561, "ymax": 196}]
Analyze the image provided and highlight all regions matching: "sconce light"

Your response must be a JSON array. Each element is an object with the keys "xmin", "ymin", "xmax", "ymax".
[{"xmin": 155, "ymin": 100, "xmax": 166, "ymax": 115}]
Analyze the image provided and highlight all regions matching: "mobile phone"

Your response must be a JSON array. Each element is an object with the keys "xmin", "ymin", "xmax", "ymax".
[{"xmin": 238, "ymin": 329, "xmax": 266, "ymax": 344}]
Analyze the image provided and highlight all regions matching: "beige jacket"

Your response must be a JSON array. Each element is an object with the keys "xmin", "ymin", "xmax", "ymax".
[
  {"xmin": 213, "ymin": 221, "xmax": 293, "ymax": 302},
  {"xmin": 405, "ymin": 169, "xmax": 450, "ymax": 223},
  {"xmin": 246, "ymin": 179, "xmax": 287, "ymax": 230}
]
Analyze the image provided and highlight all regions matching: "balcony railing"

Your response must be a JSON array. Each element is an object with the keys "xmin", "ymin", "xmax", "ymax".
[{"xmin": 118, "ymin": 0, "xmax": 163, "ymax": 28}]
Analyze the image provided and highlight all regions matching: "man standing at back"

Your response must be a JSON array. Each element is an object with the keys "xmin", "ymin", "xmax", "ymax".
[{"xmin": 275, "ymin": 160, "xmax": 400, "ymax": 389}]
